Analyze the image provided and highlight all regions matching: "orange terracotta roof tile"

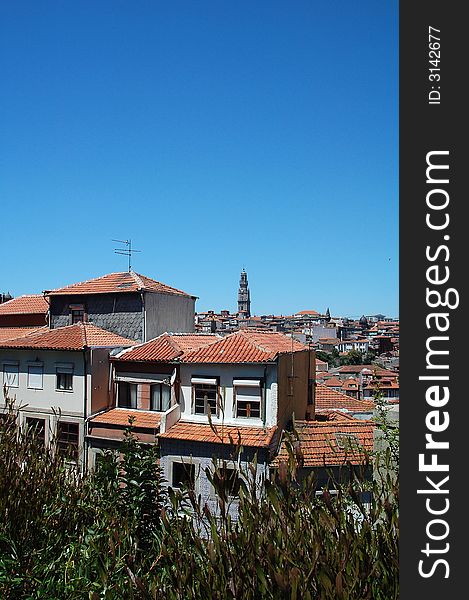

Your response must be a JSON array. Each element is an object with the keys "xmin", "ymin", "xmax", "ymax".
[
  {"xmin": 0, "ymin": 295, "xmax": 49, "ymax": 315},
  {"xmin": 272, "ymin": 420, "xmax": 375, "ymax": 467},
  {"xmin": 89, "ymin": 408, "xmax": 162, "ymax": 429},
  {"xmin": 0, "ymin": 327, "xmax": 44, "ymax": 342},
  {"xmin": 182, "ymin": 331, "xmax": 307, "ymax": 364},
  {"xmin": 45, "ymin": 271, "xmax": 192, "ymax": 298},
  {"xmin": 316, "ymin": 384, "xmax": 375, "ymax": 412},
  {"xmin": 295, "ymin": 310, "xmax": 321, "ymax": 316},
  {"xmin": 0, "ymin": 323, "xmax": 136, "ymax": 351},
  {"xmin": 115, "ymin": 333, "xmax": 220, "ymax": 362},
  {"xmin": 323, "ymin": 377, "xmax": 343, "ymax": 388},
  {"xmin": 159, "ymin": 421, "xmax": 277, "ymax": 448}
]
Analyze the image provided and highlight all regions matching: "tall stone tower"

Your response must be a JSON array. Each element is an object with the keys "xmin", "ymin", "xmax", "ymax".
[{"xmin": 237, "ymin": 269, "xmax": 251, "ymax": 318}]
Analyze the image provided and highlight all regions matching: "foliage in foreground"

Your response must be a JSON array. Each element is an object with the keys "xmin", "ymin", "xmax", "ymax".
[{"xmin": 0, "ymin": 412, "xmax": 398, "ymax": 599}]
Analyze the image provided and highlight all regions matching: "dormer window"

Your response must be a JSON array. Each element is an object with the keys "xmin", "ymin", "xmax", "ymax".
[
  {"xmin": 233, "ymin": 379, "xmax": 262, "ymax": 418},
  {"xmin": 70, "ymin": 304, "xmax": 86, "ymax": 324}
]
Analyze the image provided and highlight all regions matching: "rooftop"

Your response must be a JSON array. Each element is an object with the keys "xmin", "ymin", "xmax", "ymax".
[
  {"xmin": 115, "ymin": 333, "xmax": 220, "ymax": 363},
  {"xmin": 272, "ymin": 420, "xmax": 375, "ymax": 467},
  {"xmin": 45, "ymin": 271, "xmax": 193, "ymax": 298},
  {"xmin": 182, "ymin": 330, "xmax": 307, "ymax": 364},
  {"xmin": 0, "ymin": 322, "xmax": 136, "ymax": 351},
  {"xmin": 88, "ymin": 408, "xmax": 162, "ymax": 429},
  {"xmin": 315, "ymin": 384, "xmax": 375, "ymax": 413},
  {"xmin": 159, "ymin": 421, "xmax": 277, "ymax": 448},
  {"xmin": 0, "ymin": 295, "xmax": 49, "ymax": 315},
  {"xmin": 0, "ymin": 327, "xmax": 44, "ymax": 342}
]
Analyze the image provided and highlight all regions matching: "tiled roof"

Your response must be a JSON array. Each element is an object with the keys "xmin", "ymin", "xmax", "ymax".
[
  {"xmin": 295, "ymin": 310, "xmax": 321, "ymax": 316},
  {"xmin": 0, "ymin": 327, "xmax": 44, "ymax": 342},
  {"xmin": 45, "ymin": 271, "xmax": 192, "ymax": 298},
  {"xmin": 115, "ymin": 333, "xmax": 220, "ymax": 363},
  {"xmin": 0, "ymin": 295, "xmax": 49, "ymax": 315},
  {"xmin": 0, "ymin": 323, "xmax": 136, "ymax": 351},
  {"xmin": 324, "ymin": 411, "xmax": 358, "ymax": 422},
  {"xmin": 323, "ymin": 376, "xmax": 343, "ymax": 388},
  {"xmin": 89, "ymin": 408, "xmax": 162, "ymax": 429},
  {"xmin": 182, "ymin": 331, "xmax": 307, "ymax": 364},
  {"xmin": 272, "ymin": 420, "xmax": 375, "ymax": 467},
  {"xmin": 341, "ymin": 378, "xmax": 359, "ymax": 389},
  {"xmin": 316, "ymin": 384, "xmax": 375, "ymax": 412},
  {"xmin": 159, "ymin": 421, "xmax": 277, "ymax": 448}
]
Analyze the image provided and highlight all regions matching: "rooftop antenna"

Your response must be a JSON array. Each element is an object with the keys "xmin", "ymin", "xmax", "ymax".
[{"xmin": 113, "ymin": 239, "xmax": 142, "ymax": 272}]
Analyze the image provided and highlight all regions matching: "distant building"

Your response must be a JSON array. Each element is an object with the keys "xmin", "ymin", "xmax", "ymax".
[{"xmin": 237, "ymin": 269, "xmax": 251, "ymax": 318}]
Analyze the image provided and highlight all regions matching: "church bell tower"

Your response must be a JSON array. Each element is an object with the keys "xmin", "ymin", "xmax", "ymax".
[{"xmin": 237, "ymin": 269, "xmax": 251, "ymax": 318}]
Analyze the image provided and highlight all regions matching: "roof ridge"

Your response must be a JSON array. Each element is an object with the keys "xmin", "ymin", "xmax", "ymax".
[
  {"xmin": 237, "ymin": 330, "xmax": 273, "ymax": 355},
  {"xmin": 130, "ymin": 271, "xmax": 146, "ymax": 289}
]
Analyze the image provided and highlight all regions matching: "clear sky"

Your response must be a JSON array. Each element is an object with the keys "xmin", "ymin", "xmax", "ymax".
[{"xmin": 0, "ymin": 1, "xmax": 398, "ymax": 318}]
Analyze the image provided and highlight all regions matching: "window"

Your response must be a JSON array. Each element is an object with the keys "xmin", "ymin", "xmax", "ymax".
[
  {"xmin": 150, "ymin": 383, "xmax": 171, "ymax": 412},
  {"xmin": 57, "ymin": 421, "xmax": 79, "ymax": 461},
  {"xmin": 172, "ymin": 461, "xmax": 196, "ymax": 489},
  {"xmin": 70, "ymin": 304, "xmax": 86, "ymax": 324},
  {"xmin": 56, "ymin": 365, "xmax": 73, "ymax": 391},
  {"xmin": 212, "ymin": 466, "xmax": 240, "ymax": 498},
  {"xmin": 234, "ymin": 379, "xmax": 261, "ymax": 418},
  {"xmin": 27, "ymin": 364, "xmax": 43, "ymax": 389},
  {"xmin": 3, "ymin": 362, "xmax": 19, "ymax": 388},
  {"xmin": 191, "ymin": 378, "xmax": 218, "ymax": 416},
  {"xmin": 26, "ymin": 417, "xmax": 46, "ymax": 446},
  {"xmin": 117, "ymin": 382, "xmax": 138, "ymax": 408}
]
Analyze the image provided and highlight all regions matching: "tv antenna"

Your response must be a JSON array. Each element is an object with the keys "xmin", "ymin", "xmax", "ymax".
[{"xmin": 113, "ymin": 239, "xmax": 142, "ymax": 272}]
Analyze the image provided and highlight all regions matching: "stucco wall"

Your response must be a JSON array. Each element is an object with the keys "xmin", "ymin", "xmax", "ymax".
[
  {"xmin": 144, "ymin": 292, "xmax": 195, "ymax": 340},
  {"xmin": 178, "ymin": 363, "xmax": 278, "ymax": 427},
  {"xmin": 0, "ymin": 348, "xmax": 85, "ymax": 416}
]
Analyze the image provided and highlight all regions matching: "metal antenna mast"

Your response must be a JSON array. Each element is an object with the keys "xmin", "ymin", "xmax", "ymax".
[{"xmin": 113, "ymin": 239, "xmax": 142, "ymax": 272}]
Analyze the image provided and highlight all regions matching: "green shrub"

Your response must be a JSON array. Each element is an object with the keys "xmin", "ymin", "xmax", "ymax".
[{"xmin": 0, "ymin": 405, "xmax": 398, "ymax": 599}]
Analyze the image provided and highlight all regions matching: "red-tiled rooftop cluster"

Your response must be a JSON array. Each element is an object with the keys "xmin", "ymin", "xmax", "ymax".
[{"xmin": 45, "ymin": 271, "xmax": 193, "ymax": 298}]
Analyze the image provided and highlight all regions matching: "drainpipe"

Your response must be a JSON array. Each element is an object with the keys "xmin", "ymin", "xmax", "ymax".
[
  {"xmin": 82, "ymin": 347, "xmax": 89, "ymax": 474},
  {"xmin": 141, "ymin": 291, "xmax": 146, "ymax": 342},
  {"xmin": 262, "ymin": 366, "xmax": 267, "ymax": 427}
]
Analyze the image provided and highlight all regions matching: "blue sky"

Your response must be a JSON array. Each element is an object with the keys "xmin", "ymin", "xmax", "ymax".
[{"xmin": 0, "ymin": 1, "xmax": 398, "ymax": 318}]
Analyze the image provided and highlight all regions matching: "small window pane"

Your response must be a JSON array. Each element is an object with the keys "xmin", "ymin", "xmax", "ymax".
[
  {"xmin": 56, "ymin": 371, "xmax": 73, "ymax": 391},
  {"xmin": 28, "ymin": 365, "xmax": 43, "ymax": 389},
  {"xmin": 3, "ymin": 364, "xmax": 19, "ymax": 388},
  {"xmin": 150, "ymin": 384, "xmax": 171, "ymax": 412},
  {"xmin": 57, "ymin": 422, "xmax": 79, "ymax": 461},
  {"xmin": 71, "ymin": 309, "xmax": 85, "ymax": 324},
  {"xmin": 118, "ymin": 382, "xmax": 137, "ymax": 408},
  {"xmin": 235, "ymin": 386, "xmax": 261, "ymax": 418},
  {"xmin": 172, "ymin": 462, "xmax": 195, "ymax": 489},
  {"xmin": 26, "ymin": 417, "xmax": 46, "ymax": 446},
  {"xmin": 193, "ymin": 383, "xmax": 217, "ymax": 415}
]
